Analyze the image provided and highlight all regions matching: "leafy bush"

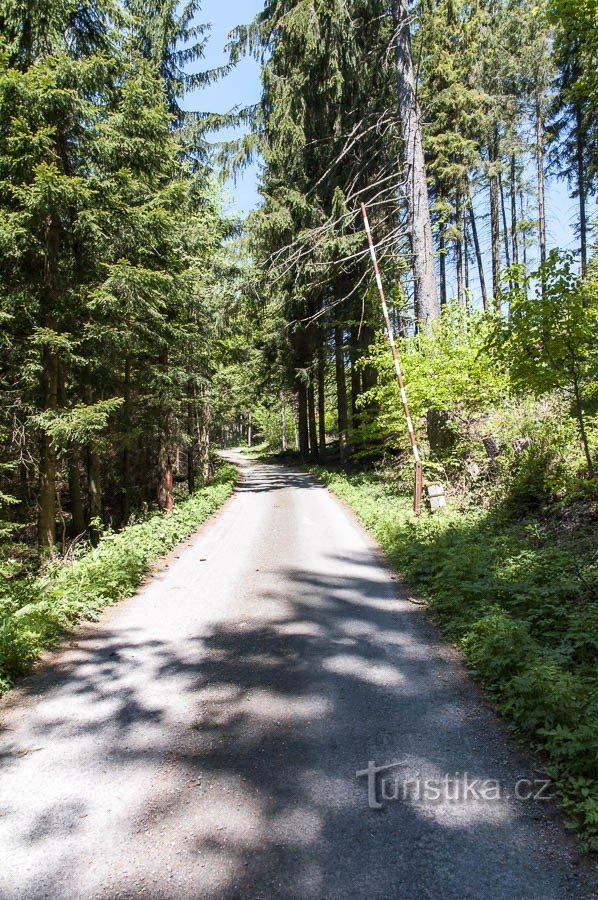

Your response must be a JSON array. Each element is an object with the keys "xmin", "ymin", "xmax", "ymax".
[
  {"xmin": 357, "ymin": 301, "xmax": 507, "ymax": 452},
  {"xmin": 490, "ymin": 252, "xmax": 597, "ymax": 477},
  {"xmin": 312, "ymin": 465, "xmax": 598, "ymax": 849},
  {"xmin": 0, "ymin": 464, "xmax": 237, "ymax": 692}
]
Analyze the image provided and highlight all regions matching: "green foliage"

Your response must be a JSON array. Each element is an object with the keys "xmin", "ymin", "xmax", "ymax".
[
  {"xmin": 34, "ymin": 398, "xmax": 124, "ymax": 451},
  {"xmin": 490, "ymin": 252, "xmax": 597, "ymax": 473},
  {"xmin": 357, "ymin": 302, "xmax": 505, "ymax": 454},
  {"xmin": 0, "ymin": 0, "xmax": 232, "ymax": 544},
  {"xmin": 0, "ymin": 465, "xmax": 237, "ymax": 692},
  {"xmin": 311, "ymin": 465, "xmax": 598, "ymax": 848},
  {"xmin": 492, "ymin": 253, "xmax": 597, "ymax": 399}
]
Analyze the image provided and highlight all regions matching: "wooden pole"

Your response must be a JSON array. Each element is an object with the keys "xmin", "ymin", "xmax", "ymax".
[{"xmin": 361, "ymin": 202, "xmax": 423, "ymax": 514}]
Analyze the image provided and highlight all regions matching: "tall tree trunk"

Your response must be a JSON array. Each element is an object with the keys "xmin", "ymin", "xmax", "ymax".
[
  {"xmin": 122, "ymin": 356, "xmax": 133, "ymax": 522},
  {"xmin": 360, "ymin": 323, "xmax": 377, "ymax": 391},
  {"xmin": 293, "ymin": 400, "xmax": 299, "ymax": 452},
  {"xmin": 187, "ymin": 395, "xmax": 195, "ymax": 496},
  {"xmin": 68, "ymin": 450, "xmax": 85, "ymax": 537},
  {"xmin": 519, "ymin": 189, "xmax": 529, "ymax": 299},
  {"xmin": 438, "ymin": 222, "xmax": 447, "ymax": 308},
  {"xmin": 308, "ymin": 381, "xmax": 319, "ymax": 460},
  {"xmin": 488, "ymin": 127, "xmax": 501, "ymax": 305},
  {"xmin": 334, "ymin": 326, "xmax": 348, "ymax": 463},
  {"xmin": 455, "ymin": 192, "xmax": 464, "ymax": 306},
  {"xmin": 574, "ymin": 102, "xmax": 588, "ymax": 273},
  {"xmin": 349, "ymin": 325, "xmax": 361, "ymax": 434},
  {"xmin": 467, "ymin": 187, "xmax": 488, "ymax": 311},
  {"xmin": 510, "ymin": 155, "xmax": 519, "ymax": 270},
  {"xmin": 489, "ymin": 178, "xmax": 501, "ymax": 303},
  {"xmin": 535, "ymin": 98, "xmax": 547, "ymax": 269},
  {"xmin": 38, "ymin": 349, "xmax": 58, "ymax": 549},
  {"xmin": 391, "ymin": 0, "xmax": 439, "ymax": 325},
  {"xmin": 297, "ymin": 380, "xmax": 309, "ymax": 461},
  {"xmin": 499, "ymin": 171, "xmax": 512, "ymax": 291},
  {"xmin": 463, "ymin": 205, "xmax": 470, "ymax": 303},
  {"xmin": 38, "ymin": 212, "xmax": 61, "ymax": 549},
  {"xmin": 157, "ymin": 445, "xmax": 174, "ymax": 511},
  {"xmin": 157, "ymin": 347, "xmax": 173, "ymax": 510},
  {"xmin": 196, "ymin": 400, "xmax": 211, "ymax": 484},
  {"xmin": 56, "ymin": 364, "xmax": 85, "ymax": 538},
  {"xmin": 280, "ymin": 388, "xmax": 288, "ymax": 452},
  {"xmin": 572, "ymin": 372, "xmax": 594, "ymax": 476},
  {"xmin": 87, "ymin": 446, "xmax": 102, "ymax": 545},
  {"xmin": 317, "ymin": 346, "xmax": 326, "ymax": 462}
]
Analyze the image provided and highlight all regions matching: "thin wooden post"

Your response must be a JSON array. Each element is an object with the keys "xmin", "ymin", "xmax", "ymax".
[{"xmin": 361, "ymin": 202, "xmax": 423, "ymax": 515}]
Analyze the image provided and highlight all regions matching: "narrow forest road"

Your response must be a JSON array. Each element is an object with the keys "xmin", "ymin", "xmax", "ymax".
[{"xmin": 0, "ymin": 453, "xmax": 594, "ymax": 899}]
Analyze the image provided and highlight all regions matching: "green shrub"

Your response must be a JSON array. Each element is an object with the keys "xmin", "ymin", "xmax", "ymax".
[
  {"xmin": 312, "ymin": 464, "xmax": 598, "ymax": 850},
  {"xmin": 0, "ymin": 464, "xmax": 237, "ymax": 691}
]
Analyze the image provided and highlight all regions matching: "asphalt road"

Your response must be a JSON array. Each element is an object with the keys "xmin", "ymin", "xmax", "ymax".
[{"xmin": 0, "ymin": 453, "xmax": 594, "ymax": 899}]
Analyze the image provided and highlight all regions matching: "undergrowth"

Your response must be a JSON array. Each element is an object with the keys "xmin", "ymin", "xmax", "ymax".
[
  {"xmin": 311, "ymin": 465, "xmax": 598, "ymax": 851},
  {"xmin": 0, "ymin": 464, "xmax": 237, "ymax": 693}
]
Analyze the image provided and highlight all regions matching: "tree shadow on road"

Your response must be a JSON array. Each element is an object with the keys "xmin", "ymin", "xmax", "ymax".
[{"xmin": 0, "ymin": 549, "xmax": 588, "ymax": 899}]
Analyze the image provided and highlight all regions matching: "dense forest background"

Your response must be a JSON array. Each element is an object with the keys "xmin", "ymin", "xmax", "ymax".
[{"xmin": 0, "ymin": 0, "xmax": 595, "ymax": 548}]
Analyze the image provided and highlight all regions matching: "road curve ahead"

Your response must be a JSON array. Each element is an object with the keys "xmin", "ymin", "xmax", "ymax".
[{"xmin": 0, "ymin": 453, "xmax": 593, "ymax": 899}]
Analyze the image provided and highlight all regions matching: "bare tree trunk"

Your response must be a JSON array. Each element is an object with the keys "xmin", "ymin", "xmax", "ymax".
[
  {"xmin": 57, "ymin": 364, "xmax": 85, "ymax": 539},
  {"xmin": 308, "ymin": 381, "xmax": 319, "ymax": 460},
  {"xmin": 187, "ymin": 397, "xmax": 195, "ymax": 496},
  {"xmin": 535, "ymin": 98, "xmax": 547, "ymax": 269},
  {"xmin": 438, "ymin": 221, "xmax": 447, "ymax": 308},
  {"xmin": 455, "ymin": 191, "xmax": 464, "ymax": 306},
  {"xmin": 293, "ymin": 400, "xmax": 299, "ymax": 452},
  {"xmin": 68, "ymin": 450, "xmax": 85, "ymax": 537},
  {"xmin": 121, "ymin": 357, "xmax": 134, "ymax": 521},
  {"xmin": 391, "ymin": 0, "xmax": 439, "ymax": 325},
  {"xmin": 489, "ymin": 160, "xmax": 501, "ymax": 304},
  {"xmin": 38, "ymin": 213, "xmax": 60, "ymax": 549},
  {"xmin": 467, "ymin": 187, "xmax": 488, "ymax": 311},
  {"xmin": 88, "ymin": 446, "xmax": 102, "ymax": 545},
  {"xmin": 574, "ymin": 102, "xmax": 588, "ymax": 273},
  {"xmin": 196, "ymin": 400, "xmax": 211, "ymax": 484},
  {"xmin": 297, "ymin": 380, "xmax": 309, "ymax": 461},
  {"xmin": 157, "ymin": 447, "xmax": 174, "ymax": 511},
  {"xmin": 280, "ymin": 389, "xmax": 288, "ymax": 452},
  {"xmin": 157, "ymin": 347, "xmax": 174, "ymax": 510},
  {"xmin": 463, "ymin": 205, "xmax": 470, "ymax": 304},
  {"xmin": 572, "ymin": 371, "xmax": 593, "ymax": 476},
  {"xmin": 349, "ymin": 325, "xmax": 361, "ymax": 434},
  {"xmin": 334, "ymin": 326, "xmax": 348, "ymax": 463},
  {"xmin": 360, "ymin": 323, "xmax": 377, "ymax": 391},
  {"xmin": 499, "ymin": 171, "xmax": 512, "ymax": 291},
  {"xmin": 317, "ymin": 346, "xmax": 326, "ymax": 462},
  {"xmin": 510, "ymin": 155, "xmax": 519, "ymax": 271},
  {"xmin": 38, "ymin": 350, "xmax": 58, "ymax": 549},
  {"xmin": 519, "ymin": 189, "xmax": 529, "ymax": 299},
  {"xmin": 486, "ymin": 123, "xmax": 502, "ymax": 306}
]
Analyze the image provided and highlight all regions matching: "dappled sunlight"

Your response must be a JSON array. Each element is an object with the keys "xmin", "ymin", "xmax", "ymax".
[
  {"xmin": 0, "ymin": 459, "xmax": 586, "ymax": 898},
  {"xmin": 322, "ymin": 654, "xmax": 405, "ymax": 687}
]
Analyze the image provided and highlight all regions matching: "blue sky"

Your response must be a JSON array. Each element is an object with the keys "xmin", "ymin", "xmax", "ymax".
[
  {"xmin": 183, "ymin": 1, "xmax": 591, "ymax": 299},
  {"xmin": 182, "ymin": 0, "xmax": 264, "ymax": 215}
]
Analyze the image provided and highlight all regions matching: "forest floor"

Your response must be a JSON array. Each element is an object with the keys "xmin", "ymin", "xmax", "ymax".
[{"xmin": 0, "ymin": 452, "xmax": 595, "ymax": 899}]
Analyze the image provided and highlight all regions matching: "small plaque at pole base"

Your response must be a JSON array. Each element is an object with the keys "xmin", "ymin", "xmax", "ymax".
[{"xmin": 427, "ymin": 482, "xmax": 446, "ymax": 511}]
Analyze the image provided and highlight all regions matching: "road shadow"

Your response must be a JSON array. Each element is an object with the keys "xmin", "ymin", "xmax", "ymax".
[{"xmin": 0, "ymin": 543, "xmax": 590, "ymax": 899}]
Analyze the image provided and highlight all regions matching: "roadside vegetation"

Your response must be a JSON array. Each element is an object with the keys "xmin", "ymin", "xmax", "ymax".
[
  {"xmin": 0, "ymin": 465, "xmax": 236, "ymax": 694},
  {"xmin": 311, "ymin": 465, "xmax": 597, "ymax": 850}
]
